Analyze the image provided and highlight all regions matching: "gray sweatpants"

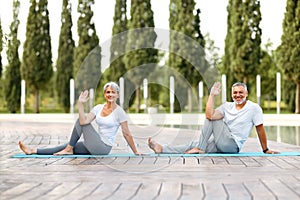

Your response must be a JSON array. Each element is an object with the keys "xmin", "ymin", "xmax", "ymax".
[
  {"xmin": 162, "ymin": 119, "xmax": 239, "ymax": 153},
  {"xmin": 37, "ymin": 119, "xmax": 112, "ymax": 155}
]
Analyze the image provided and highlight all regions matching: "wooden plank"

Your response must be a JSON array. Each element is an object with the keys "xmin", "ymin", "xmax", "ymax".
[
  {"xmin": 211, "ymin": 157, "xmax": 228, "ymax": 165},
  {"xmin": 131, "ymin": 183, "xmax": 162, "ymax": 200},
  {"xmin": 225, "ymin": 157, "xmax": 245, "ymax": 166},
  {"xmin": 64, "ymin": 182, "xmax": 102, "ymax": 199},
  {"xmin": 87, "ymin": 183, "xmax": 121, "ymax": 199},
  {"xmin": 223, "ymin": 182, "xmax": 252, "ymax": 200},
  {"xmin": 110, "ymin": 157, "xmax": 130, "ymax": 165},
  {"xmin": 1, "ymin": 182, "xmax": 41, "ymax": 197},
  {"xmin": 261, "ymin": 178, "xmax": 300, "ymax": 199},
  {"xmin": 202, "ymin": 182, "xmax": 228, "ymax": 199},
  {"xmin": 239, "ymin": 157, "xmax": 261, "ymax": 167},
  {"xmin": 155, "ymin": 182, "xmax": 181, "ymax": 199},
  {"xmin": 243, "ymin": 180, "xmax": 275, "ymax": 199},
  {"xmin": 46, "ymin": 182, "xmax": 81, "ymax": 198},
  {"xmin": 124, "ymin": 157, "xmax": 143, "ymax": 165},
  {"xmin": 268, "ymin": 157, "xmax": 298, "ymax": 169},
  {"xmin": 179, "ymin": 183, "xmax": 205, "ymax": 199},
  {"xmin": 196, "ymin": 157, "xmax": 213, "ymax": 165},
  {"xmin": 139, "ymin": 156, "xmax": 157, "ymax": 165},
  {"xmin": 106, "ymin": 183, "xmax": 142, "ymax": 199},
  {"xmin": 79, "ymin": 158, "xmax": 100, "ymax": 165},
  {"xmin": 12, "ymin": 182, "xmax": 61, "ymax": 200},
  {"xmin": 279, "ymin": 176, "xmax": 300, "ymax": 197},
  {"xmin": 183, "ymin": 157, "xmax": 199, "ymax": 166},
  {"xmin": 154, "ymin": 157, "xmax": 170, "ymax": 165}
]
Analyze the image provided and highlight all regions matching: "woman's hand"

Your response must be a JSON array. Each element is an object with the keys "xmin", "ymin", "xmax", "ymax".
[{"xmin": 78, "ymin": 90, "xmax": 89, "ymax": 103}]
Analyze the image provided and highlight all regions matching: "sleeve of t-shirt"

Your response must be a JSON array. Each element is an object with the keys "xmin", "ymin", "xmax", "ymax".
[
  {"xmin": 91, "ymin": 104, "xmax": 103, "ymax": 116},
  {"xmin": 216, "ymin": 102, "xmax": 228, "ymax": 116},
  {"xmin": 252, "ymin": 104, "xmax": 264, "ymax": 126},
  {"xmin": 116, "ymin": 106, "xmax": 128, "ymax": 123}
]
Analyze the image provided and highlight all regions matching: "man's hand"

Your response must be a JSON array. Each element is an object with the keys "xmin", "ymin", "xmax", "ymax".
[
  {"xmin": 78, "ymin": 90, "xmax": 89, "ymax": 103},
  {"xmin": 210, "ymin": 82, "xmax": 221, "ymax": 96},
  {"xmin": 264, "ymin": 149, "xmax": 280, "ymax": 154}
]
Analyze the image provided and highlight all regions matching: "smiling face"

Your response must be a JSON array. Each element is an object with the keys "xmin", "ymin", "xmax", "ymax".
[
  {"xmin": 231, "ymin": 85, "xmax": 248, "ymax": 105},
  {"xmin": 104, "ymin": 86, "xmax": 119, "ymax": 103}
]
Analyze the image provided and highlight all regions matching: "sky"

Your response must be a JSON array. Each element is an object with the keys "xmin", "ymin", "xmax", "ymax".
[{"xmin": 0, "ymin": 0, "xmax": 286, "ymax": 67}]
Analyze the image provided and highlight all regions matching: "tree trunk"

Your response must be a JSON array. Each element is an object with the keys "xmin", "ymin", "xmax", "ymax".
[
  {"xmin": 295, "ymin": 82, "xmax": 300, "ymax": 114},
  {"xmin": 188, "ymin": 87, "xmax": 193, "ymax": 112},
  {"xmin": 135, "ymin": 85, "xmax": 140, "ymax": 113},
  {"xmin": 34, "ymin": 89, "xmax": 39, "ymax": 113}
]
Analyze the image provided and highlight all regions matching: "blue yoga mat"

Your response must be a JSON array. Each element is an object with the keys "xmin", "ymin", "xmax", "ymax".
[{"xmin": 11, "ymin": 152, "xmax": 300, "ymax": 158}]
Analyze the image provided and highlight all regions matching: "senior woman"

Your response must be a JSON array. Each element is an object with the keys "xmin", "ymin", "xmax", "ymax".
[{"xmin": 19, "ymin": 82, "xmax": 141, "ymax": 155}]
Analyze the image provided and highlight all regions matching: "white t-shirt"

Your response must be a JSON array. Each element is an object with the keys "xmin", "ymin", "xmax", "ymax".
[
  {"xmin": 91, "ymin": 104, "xmax": 128, "ymax": 146},
  {"xmin": 217, "ymin": 100, "xmax": 263, "ymax": 149}
]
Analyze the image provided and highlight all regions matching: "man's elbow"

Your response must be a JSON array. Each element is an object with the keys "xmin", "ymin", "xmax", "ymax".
[{"xmin": 205, "ymin": 113, "xmax": 213, "ymax": 120}]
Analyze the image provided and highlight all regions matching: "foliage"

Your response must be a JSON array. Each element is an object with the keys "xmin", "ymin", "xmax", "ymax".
[
  {"xmin": 105, "ymin": 0, "xmax": 128, "ymax": 82},
  {"xmin": 124, "ymin": 0, "xmax": 158, "ymax": 112},
  {"xmin": 56, "ymin": 0, "xmax": 75, "ymax": 112},
  {"xmin": 169, "ymin": 0, "xmax": 207, "ymax": 112},
  {"xmin": 276, "ymin": 0, "xmax": 300, "ymax": 113},
  {"xmin": 21, "ymin": 0, "xmax": 53, "ymax": 113},
  {"xmin": 0, "ymin": 19, "xmax": 3, "ymax": 78},
  {"xmin": 5, "ymin": 0, "xmax": 21, "ymax": 113},
  {"xmin": 222, "ymin": 0, "xmax": 262, "ymax": 99},
  {"xmin": 73, "ymin": 0, "xmax": 101, "ymax": 108}
]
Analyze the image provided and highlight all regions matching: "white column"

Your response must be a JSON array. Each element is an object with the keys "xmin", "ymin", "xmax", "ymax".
[
  {"xmin": 256, "ymin": 75, "xmax": 261, "ymax": 105},
  {"xmin": 170, "ymin": 76, "xmax": 175, "ymax": 114},
  {"xmin": 21, "ymin": 80, "xmax": 26, "ymax": 114},
  {"xmin": 198, "ymin": 81, "xmax": 203, "ymax": 113},
  {"xmin": 221, "ymin": 74, "xmax": 226, "ymax": 103},
  {"xmin": 119, "ymin": 77, "xmax": 124, "ymax": 108},
  {"xmin": 276, "ymin": 72, "xmax": 281, "ymax": 114},
  {"xmin": 89, "ymin": 88, "xmax": 94, "ymax": 110},
  {"xmin": 70, "ymin": 79, "xmax": 74, "ymax": 114},
  {"xmin": 143, "ymin": 78, "xmax": 148, "ymax": 113}
]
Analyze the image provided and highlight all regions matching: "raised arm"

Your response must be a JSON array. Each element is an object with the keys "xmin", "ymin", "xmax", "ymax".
[
  {"xmin": 205, "ymin": 82, "xmax": 224, "ymax": 120},
  {"xmin": 78, "ymin": 90, "xmax": 95, "ymax": 125}
]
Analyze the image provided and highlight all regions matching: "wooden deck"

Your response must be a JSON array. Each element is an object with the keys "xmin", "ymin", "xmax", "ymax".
[{"xmin": 0, "ymin": 118, "xmax": 300, "ymax": 200}]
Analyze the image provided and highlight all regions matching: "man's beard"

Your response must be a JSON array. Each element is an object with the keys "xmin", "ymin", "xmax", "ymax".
[{"xmin": 234, "ymin": 97, "xmax": 246, "ymax": 105}]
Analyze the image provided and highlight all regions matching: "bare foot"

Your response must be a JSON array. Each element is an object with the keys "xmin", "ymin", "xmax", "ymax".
[
  {"xmin": 18, "ymin": 141, "xmax": 36, "ymax": 155},
  {"xmin": 185, "ymin": 147, "xmax": 205, "ymax": 154},
  {"xmin": 54, "ymin": 145, "xmax": 73, "ymax": 155},
  {"xmin": 148, "ymin": 138, "xmax": 162, "ymax": 153}
]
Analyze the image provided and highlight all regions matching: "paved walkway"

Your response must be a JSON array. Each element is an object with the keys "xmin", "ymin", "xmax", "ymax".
[{"xmin": 0, "ymin": 115, "xmax": 300, "ymax": 199}]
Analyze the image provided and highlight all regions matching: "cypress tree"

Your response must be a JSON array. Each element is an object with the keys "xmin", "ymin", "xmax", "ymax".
[
  {"xmin": 277, "ymin": 0, "xmax": 300, "ymax": 113},
  {"xmin": 21, "ymin": 0, "xmax": 53, "ymax": 113},
  {"xmin": 5, "ymin": 0, "xmax": 21, "ymax": 113},
  {"xmin": 106, "ymin": 0, "xmax": 128, "ymax": 81},
  {"xmin": 223, "ymin": 0, "xmax": 237, "ymax": 96},
  {"xmin": 73, "ymin": 0, "xmax": 101, "ymax": 98},
  {"xmin": 169, "ymin": 0, "xmax": 206, "ymax": 112},
  {"xmin": 124, "ymin": 0, "xmax": 158, "ymax": 112},
  {"xmin": 0, "ymin": 19, "xmax": 3, "ymax": 78},
  {"xmin": 223, "ymin": 0, "xmax": 262, "ymax": 98},
  {"xmin": 56, "ymin": 0, "xmax": 75, "ymax": 112}
]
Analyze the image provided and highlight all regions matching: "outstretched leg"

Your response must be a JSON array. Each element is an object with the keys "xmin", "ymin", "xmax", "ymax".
[
  {"xmin": 18, "ymin": 141, "xmax": 37, "ymax": 155},
  {"xmin": 53, "ymin": 144, "xmax": 74, "ymax": 155},
  {"xmin": 148, "ymin": 138, "xmax": 162, "ymax": 153},
  {"xmin": 184, "ymin": 147, "xmax": 205, "ymax": 154}
]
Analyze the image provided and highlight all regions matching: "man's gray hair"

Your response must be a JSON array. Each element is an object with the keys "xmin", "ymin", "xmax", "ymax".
[
  {"xmin": 103, "ymin": 82, "xmax": 120, "ymax": 93},
  {"xmin": 232, "ymin": 82, "xmax": 248, "ymax": 91}
]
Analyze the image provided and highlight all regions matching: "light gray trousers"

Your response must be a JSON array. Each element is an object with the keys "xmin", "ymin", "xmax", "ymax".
[
  {"xmin": 37, "ymin": 119, "xmax": 112, "ymax": 155},
  {"xmin": 162, "ymin": 119, "xmax": 239, "ymax": 153}
]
